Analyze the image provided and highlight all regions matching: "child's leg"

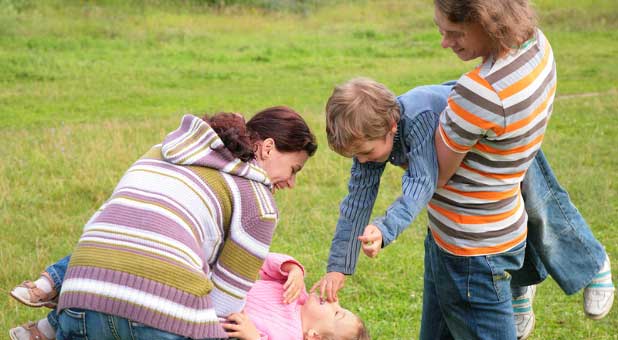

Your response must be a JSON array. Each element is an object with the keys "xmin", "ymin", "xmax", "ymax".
[
  {"xmin": 10, "ymin": 256, "xmax": 70, "ymax": 308},
  {"xmin": 45, "ymin": 255, "xmax": 70, "ymax": 291},
  {"xmin": 9, "ymin": 317, "xmax": 56, "ymax": 340},
  {"xmin": 514, "ymin": 150, "xmax": 613, "ymax": 323},
  {"xmin": 421, "ymin": 232, "xmax": 524, "ymax": 340},
  {"xmin": 518, "ymin": 150, "xmax": 607, "ymax": 294}
]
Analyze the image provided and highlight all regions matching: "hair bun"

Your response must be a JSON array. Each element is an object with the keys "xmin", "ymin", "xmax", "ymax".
[{"xmin": 203, "ymin": 113, "xmax": 255, "ymax": 162}]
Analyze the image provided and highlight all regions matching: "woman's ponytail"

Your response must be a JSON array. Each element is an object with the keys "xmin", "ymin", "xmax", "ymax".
[{"xmin": 203, "ymin": 113, "xmax": 255, "ymax": 162}]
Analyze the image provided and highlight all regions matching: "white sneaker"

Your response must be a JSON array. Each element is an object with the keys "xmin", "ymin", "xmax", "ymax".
[
  {"xmin": 513, "ymin": 285, "xmax": 537, "ymax": 340},
  {"xmin": 584, "ymin": 256, "xmax": 614, "ymax": 320}
]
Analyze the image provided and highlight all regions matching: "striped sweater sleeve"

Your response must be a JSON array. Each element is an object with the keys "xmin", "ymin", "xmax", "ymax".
[
  {"xmin": 209, "ymin": 178, "xmax": 278, "ymax": 318},
  {"xmin": 438, "ymin": 71, "xmax": 504, "ymax": 153}
]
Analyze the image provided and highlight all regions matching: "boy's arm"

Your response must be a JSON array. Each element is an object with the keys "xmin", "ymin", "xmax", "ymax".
[
  {"xmin": 371, "ymin": 110, "xmax": 439, "ymax": 246},
  {"xmin": 326, "ymin": 159, "xmax": 386, "ymax": 275}
]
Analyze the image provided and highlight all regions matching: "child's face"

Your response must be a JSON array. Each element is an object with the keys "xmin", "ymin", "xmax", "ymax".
[
  {"xmin": 302, "ymin": 293, "xmax": 359, "ymax": 338},
  {"xmin": 348, "ymin": 122, "xmax": 397, "ymax": 163},
  {"xmin": 352, "ymin": 132, "xmax": 396, "ymax": 164}
]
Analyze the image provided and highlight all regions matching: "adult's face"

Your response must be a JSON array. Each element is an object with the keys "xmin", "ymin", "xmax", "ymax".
[
  {"xmin": 255, "ymin": 138, "xmax": 309, "ymax": 192},
  {"xmin": 434, "ymin": 5, "xmax": 493, "ymax": 62}
]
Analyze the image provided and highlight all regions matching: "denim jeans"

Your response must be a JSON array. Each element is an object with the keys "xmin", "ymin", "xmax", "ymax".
[
  {"xmin": 45, "ymin": 256, "xmax": 70, "ymax": 330},
  {"xmin": 420, "ymin": 232, "xmax": 526, "ymax": 340},
  {"xmin": 512, "ymin": 150, "xmax": 606, "ymax": 294},
  {"xmin": 56, "ymin": 308, "xmax": 226, "ymax": 340}
]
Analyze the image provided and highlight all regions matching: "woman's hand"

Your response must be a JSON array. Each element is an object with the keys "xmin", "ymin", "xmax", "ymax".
[
  {"xmin": 310, "ymin": 271, "xmax": 346, "ymax": 303},
  {"xmin": 222, "ymin": 312, "xmax": 260, "ymax": 340},
  {"xmin": 281, "ymin": 262, "xmax": 304, "ymax": 304}
]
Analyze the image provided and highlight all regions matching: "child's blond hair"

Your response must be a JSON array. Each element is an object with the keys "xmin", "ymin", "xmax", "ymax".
[
  {"xmin": 318, "ymin": 314, "xmax": 370, "ymax": 340},
  {"xmin": 325, "ymin": 77, "xmax": 400, "ymax": 157}
]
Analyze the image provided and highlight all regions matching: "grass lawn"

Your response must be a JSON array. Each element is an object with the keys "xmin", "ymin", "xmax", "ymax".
[{"xmin": 1, "ymin": 0, "xmax": 617, "ymax": 338}]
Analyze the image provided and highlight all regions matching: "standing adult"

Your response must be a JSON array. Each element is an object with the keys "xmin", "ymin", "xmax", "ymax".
[
  {"xmin": 53, "ymin": 107, "xmax": 317, "ymax": 339},
  {"xmin": 427, "ymin": 0, "xmax": 556, "ymax": 338}
]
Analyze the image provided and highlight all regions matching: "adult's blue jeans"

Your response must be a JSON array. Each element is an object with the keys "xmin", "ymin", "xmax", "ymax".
[
  {"xmin": 420, "ymin": 232, "xmax": 526, "ymax": 340},
  {"xmin": 511, "ymin": 150, "xmax": 606, "ymax": 294},
  {"xmin": 56, "ymin": 308, "xmax": 226, "ymax": 340}
]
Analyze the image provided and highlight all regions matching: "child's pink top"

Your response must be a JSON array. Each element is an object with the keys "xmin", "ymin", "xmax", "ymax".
[{"xmin": 244, "ymin": 253, "xmax": 307, "ymax": 340}]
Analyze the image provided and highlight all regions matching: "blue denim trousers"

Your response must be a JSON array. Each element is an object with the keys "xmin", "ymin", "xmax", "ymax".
[
  {"xmin": 420, "ymin": 232, "xmax": 526, "ymax": 340},
  {"xmin": 511, "ymin": 150, "xmax": 606, "ymax": 294},
  {"xmin": 56, "ymin": 308, "xmax": 226, "ymax": 340},
  {"xmin": 45, "ymin": 256, "xmax": 70, "ymax": 330}
]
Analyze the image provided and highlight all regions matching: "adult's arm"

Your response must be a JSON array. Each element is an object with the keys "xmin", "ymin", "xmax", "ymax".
[{"xmin": 435, "ymin": 129, "xmax": 467, "ymax": 188}]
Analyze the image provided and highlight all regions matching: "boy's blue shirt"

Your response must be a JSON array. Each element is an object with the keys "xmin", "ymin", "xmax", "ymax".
[{"xmin": 327, "ymin": 83, "xmax": 454, "ymax": 275}]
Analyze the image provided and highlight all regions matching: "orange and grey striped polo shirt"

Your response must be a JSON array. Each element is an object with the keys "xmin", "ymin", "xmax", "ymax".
[{"xmin": 430, "ymin": 29, "xmax": 557, "ymax": 256}]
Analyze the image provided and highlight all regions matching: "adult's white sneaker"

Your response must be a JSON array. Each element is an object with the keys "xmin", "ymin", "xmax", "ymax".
[{"xmin": 513, "ymin": 285, "xmax": 537, "ymax": 340}]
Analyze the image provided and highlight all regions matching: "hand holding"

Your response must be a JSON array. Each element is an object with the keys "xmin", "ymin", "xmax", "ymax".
[
  {"xmin": 309, "ymin": 271, "xmax": 346, "ymax": 303},
  {"xmin": 358, "ymin": 224, "xmax": 383, "ymax": 258},
  {"xmin": 281, "ymin": 262, "xmax": 305, "ymax": 304}
]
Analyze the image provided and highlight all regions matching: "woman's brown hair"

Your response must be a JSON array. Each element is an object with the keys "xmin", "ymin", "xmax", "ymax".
[{"xmin": 204, "ymin": 106, "xmax": 317, "ymax": 162}]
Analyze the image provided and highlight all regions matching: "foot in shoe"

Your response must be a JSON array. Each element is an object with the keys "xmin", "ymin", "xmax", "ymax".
[
  {"xmin": 513, "ymin": 285, "xmax": 536, "ymax": 340},
  {"xmin": 9, "ymin": 272, "xmax": 58, "ymax": 308},
  {"xmin": 9, "ymin": 318, "xmax": 55, "ymax": 340},
  {"xmin": 584, "ymin": 256, "xmax": 615, "ymax": 320}
]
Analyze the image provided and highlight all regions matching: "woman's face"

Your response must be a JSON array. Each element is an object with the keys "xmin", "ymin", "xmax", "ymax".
[
  {"xmin": 255, "ymin": 138, "xmax": 309, "ymax": 192},
  {"xmin": 434, "ymin": 5, "xmax": 493, "ymax": 62}
]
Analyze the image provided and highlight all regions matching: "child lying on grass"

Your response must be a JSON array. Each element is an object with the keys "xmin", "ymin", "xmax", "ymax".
[{"xmin": 10, "ymin": 253, "xmax": 369, "ymax": 340}]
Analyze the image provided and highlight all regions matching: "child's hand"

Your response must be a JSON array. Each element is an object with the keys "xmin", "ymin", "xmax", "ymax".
[
  {"xmin": 222, "ymin": 312, "xmax": 260, "ymax": 340},
  {"xmin": 281, "ymin": 262, "xmax": 304, "ymax": 304},
  {"xmin": 358, "ymin": 224, "xmax": 383, "ymax": 258},
  {"xmin": 310, "ymin": 271, "xmax": 346, "ymax": 303}
]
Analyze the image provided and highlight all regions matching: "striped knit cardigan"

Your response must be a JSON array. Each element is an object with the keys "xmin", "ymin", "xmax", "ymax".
[{"xmin": 57, "ymin": 115, "xmax": 279, "ymax": 338}]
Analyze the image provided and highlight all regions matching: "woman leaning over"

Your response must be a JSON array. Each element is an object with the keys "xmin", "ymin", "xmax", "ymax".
[{"xmin": 53, "ymin": 107, "xmax": 317, "ymax": 339}]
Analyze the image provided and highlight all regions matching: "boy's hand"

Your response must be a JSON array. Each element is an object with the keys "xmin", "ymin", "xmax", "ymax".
[
  {"xmin": 281, "ymin": 262, "xmax": 304, "ymax": 304},
  {"xmin": 358, "ymin": 224, "xmax": 383, "ymax": 258},
  {"xmin": 222, "ymin": 312, "xmax": 260, "ymax": 340},
  {"xmin": 310, "ymin": 271, "xmax": 346, "ymax": 303}
]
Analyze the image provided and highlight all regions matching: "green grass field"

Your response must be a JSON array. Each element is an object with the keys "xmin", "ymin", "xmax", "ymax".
[{"xmin": 1, "ymin": 0, "xmax": 617, "ymax": 338}]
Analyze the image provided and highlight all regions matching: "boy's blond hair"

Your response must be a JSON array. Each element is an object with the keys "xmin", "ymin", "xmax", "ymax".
[{"xmin": 325, "ymin": 77, "xmax": 400, "ymax": 157}]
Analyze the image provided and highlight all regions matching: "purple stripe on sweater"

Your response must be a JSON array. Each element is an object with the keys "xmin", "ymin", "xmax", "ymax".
[
  {"xmin": 89, "ymin": 204, "xmax": 203, "ymax": 256},
  {"xmin": 112, "ymin": 187, "xmax": 207, "ymax": 243},
  {"xmin": 164, "ymin": 115, "xmax": 196, "ymax": 144},
  {"xmin": 62, "ymin": 266, "xmax": 209, "ymax": 308},
  {"xmin": 133, "ymin": 159, "xmax": 225, "ymax": 228},
  {"xmin": 213, "ymin": 265, "xmax": 253, "ymax": 292},
  {"xmin": 171, "ymin": 128, "xmax": 219, "ymax": 162},
  {"xmin": 231, "ymin": 177, "xmax": 277, "ymax": 245},
  {"xmin": 59, "ymin": 271, "xmax": 227, "ymax": 338}
]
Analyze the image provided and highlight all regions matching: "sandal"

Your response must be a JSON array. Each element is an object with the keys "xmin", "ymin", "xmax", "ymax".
[
  {"xmin": 9, "ymin": 321, "xmax": 52, "ymax": 340},
  {"xmin": 9, "ymin": 272, "xmax": 58, "ymax": 308}
]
